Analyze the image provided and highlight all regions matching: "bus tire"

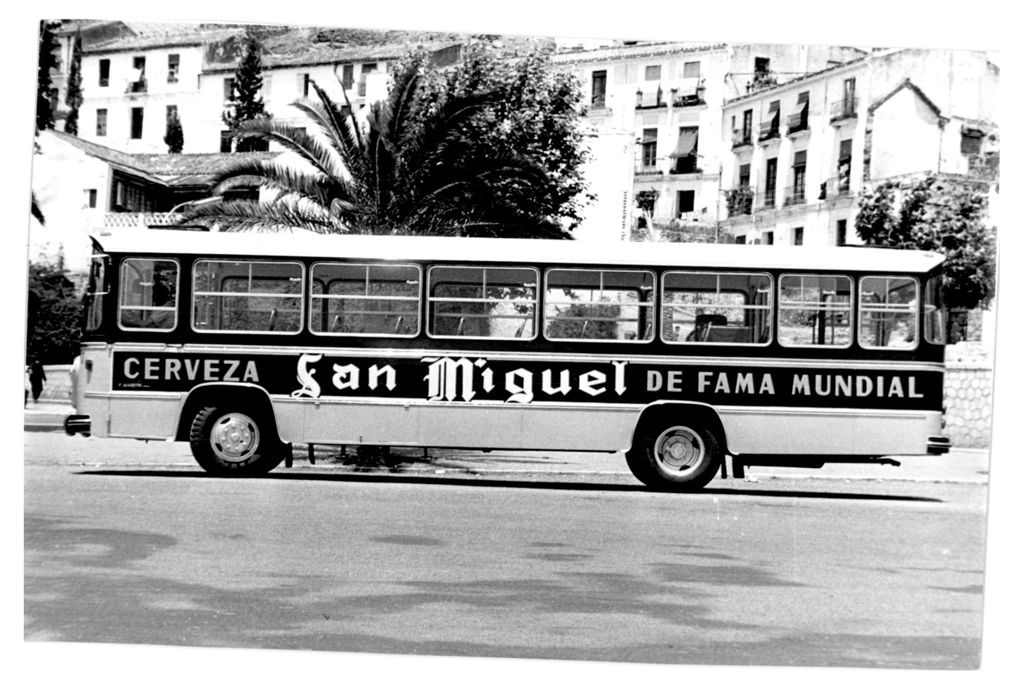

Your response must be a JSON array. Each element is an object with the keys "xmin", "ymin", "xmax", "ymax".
[
  {"xmin": 189, "ymin": 405, "xmax": 284, "ymax": 476},
  {"xmin": 626, "ymin": 418, "xmax": 722, "ymax": 491}
]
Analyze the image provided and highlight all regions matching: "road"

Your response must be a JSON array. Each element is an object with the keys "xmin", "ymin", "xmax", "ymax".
[{"xmin": 23, "ymin": 432, "xmax": 987, "ymax": 669}]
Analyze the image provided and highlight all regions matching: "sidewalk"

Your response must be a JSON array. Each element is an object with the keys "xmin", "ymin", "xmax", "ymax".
[{"xmin": 25, "ymin": 404, "xmax": 991, "ymax": 484}]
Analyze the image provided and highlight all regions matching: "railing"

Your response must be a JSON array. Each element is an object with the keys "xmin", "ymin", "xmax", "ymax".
[
  {"xmin": 671, "ymin": 155, "xmax": 701, "ymax": 175},
  {"xmin": 783, "ymin": 184, "xmax": 807, "ymax": 207},
  {"xmin": 725, "ymin": 187, "xmax": 754, "ymax": 217},
  {"xmin": 818, "ymin": 175, "xmax": 852, "ymax": 200},
  {"xmin": 830, "ymin": 97, "xmax": 857, "ymax": 123},
  {"xmin": 590, "ymin": 94, "xmax": 607, "ymax": 109},
  {"xmin": 786, "ymin": 111, "xmax": 809, "ymax": 135},
  {"xmin": 672, "ymin": 89, "xmax": 706, "ymax": 108},
  {"xmin": 731, "ymin": 130, "xmax": 753, "ymax": 149},
  {"xmin": 634, "ymin": 165, "xmax": 663, "ymax": 177},
  {"xmin": 635, "ymin": 89, "xmax": 666, "ymax": 109},
  {"xmin": 759, "ymin": 188, "xmax": 778, "ymax": 209},
  {"xmin": 103, "ymin": 212, "xmax": 183, "ymax": 228}
]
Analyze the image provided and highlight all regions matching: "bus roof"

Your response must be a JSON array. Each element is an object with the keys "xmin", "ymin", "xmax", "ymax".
[{"xmin": 91, "ymin": 228, "xmax": 946, "ymax": 274}]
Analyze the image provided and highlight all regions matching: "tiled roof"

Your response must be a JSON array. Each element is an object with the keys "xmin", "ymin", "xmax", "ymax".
[
  {"xmin": 46, "ymin": 130, "xmax": 277, "ymax": 187},
  {"xmin": 549, "ymin": 42, "xmax": 728, "ymax": 64}
]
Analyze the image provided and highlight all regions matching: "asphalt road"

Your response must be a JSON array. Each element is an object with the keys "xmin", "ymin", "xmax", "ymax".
[{"xmin": 24, "ymin": 432, "xmax": 987, "ymax": 669}]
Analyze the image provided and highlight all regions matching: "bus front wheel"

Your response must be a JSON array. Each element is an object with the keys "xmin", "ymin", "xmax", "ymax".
[
  {"xmin": 189, "ymin": 405, "xmax": 284, "ymax": 476},
  {"xmin": 626, "ymin": 419, "xmax": 722, "ymax": 491}
]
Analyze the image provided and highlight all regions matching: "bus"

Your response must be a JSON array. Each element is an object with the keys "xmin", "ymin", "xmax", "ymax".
[{"xmin": 64, "ymin": 228, "xmax": 951, "ymax": 491}]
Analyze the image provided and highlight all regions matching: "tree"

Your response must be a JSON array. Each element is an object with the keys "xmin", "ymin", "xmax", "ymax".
[
  {"xmin": 183, "ymin": 55, "xmax": 573, "ymax": 239},
  {"xmin": 855, "ymin": 175, "xmax": 996, "ymax": 312},
  {"xmin": 222, "ymin": 32, "xmax": 269, "ymax": 152},
  {"xmin": 411, "ymin": 45, "xmax": 591, "ymax": 231},
  {"xmin": 164, "ymin": 111, "xmax": 184, "ymax": 153},
  {"xmin": 63, "ymin": 31, "xmax": 83, "ymax": 135},
  {"xmin": 26, "ymin": 259, "xmax": 81, "ymax": 364},
  {"xmin": 36, "ymin": 21, "xmax": 60, "ymax": 131}
]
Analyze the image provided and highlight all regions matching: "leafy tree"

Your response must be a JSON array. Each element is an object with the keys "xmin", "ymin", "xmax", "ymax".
[
  {"xmin": 411, "ymin": 45, "xmax": 591, "ymax": 231},
  {"xmin": 545, "ymin": 302, "xmax": 621, "ymax": 340},
  {"xmin": 63, "ymin": 31, "xmax": 83, "ymax": 135},
  {"xmin": 184, "ymin": 55, "xmax": 572, "ymax": 238},
  {"xmin": 855, "ymin": 175, "xmax": 996, "ymax": 312},
  {"xmin": 164, "ymin": 111, "xmax": 184, "ymax": 153},
  {"xmin": 26, "ymin": 259, "xmax": 81, "ymax": 364},
  {"xmin": 222, "ymin": 32, "xmax": 269, "ymax": 152},
  {"xmin": 36, "ymin": 21, "xmax": 60, "ymax": 131}
]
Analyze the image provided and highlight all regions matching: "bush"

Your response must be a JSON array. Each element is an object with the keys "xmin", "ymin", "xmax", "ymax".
[{"xmin": 26, "ymin": 260, "xmax": 81, "ymax": 364}]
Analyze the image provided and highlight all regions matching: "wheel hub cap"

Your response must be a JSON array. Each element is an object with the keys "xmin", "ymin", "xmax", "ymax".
[
  {"xmin": 653, "ymin": 426, "xmax": 705, "ymax": 478},
  {"xmin": 211, "ymin": 414, "xmax": 259, "ymax": 462}
]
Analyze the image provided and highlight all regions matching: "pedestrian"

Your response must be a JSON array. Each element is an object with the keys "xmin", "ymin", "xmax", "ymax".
[{"xmin": 29, "ymin": 360, "xmax": 46, "ymax": 404}]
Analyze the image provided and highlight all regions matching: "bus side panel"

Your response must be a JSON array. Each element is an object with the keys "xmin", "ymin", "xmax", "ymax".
[
  {"xmin": 107, "ymin": 394, "xmax": 182, "ymax": 439},
  {"xmin": 290, "ymin": 399, "xmax": 638, "ymax": 451},
  {"xmin": 721, "ymin": 407, "xmax": 942, "ymax": 456}
]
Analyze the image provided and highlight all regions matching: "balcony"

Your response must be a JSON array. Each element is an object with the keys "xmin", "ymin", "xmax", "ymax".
[
  {"xmin": 759, "ymin": 188, "xmax": 778, "ymax": 210},
  {"xmin": 830, "ymin": 97, "xmax": 857, "ymax": 123},
  {"xmin": 725, "ymin": 187, "xmax": 754, "ymax": 217},
  {"xmin": 634, "ymin": 165, "xmax": 663, "ymax": 177},
  {"xmin": 671, "ymin": 87, "xmax": 706, "ymax": 108},
  {"xmin": 126, "ymin": 78, "xmax": 147, "ymax": 95},
  {"xmin": 670, "ymin": 155, "xmax": 701, "ymax": 175},
  {"xmin": 786, "ymin": 111, "xmax": 809, "ymax": 136},
  {"xmin": 635, "ymin": 87, "xmax": 666, "ymax": 110},
  {"xmin": 758, "ymin": 119, "xmax": 780, "ymax": 143},
  {"xmin": 731, "ymin": 130, "xmax": 753, "ymax": 150},
  {"xmin": 818, "ymin": 175, "xmax": 852, "ymax": 200},
  {"xmin": 783, "ymin": 184, "xmax": 807, "ymax": 207}
]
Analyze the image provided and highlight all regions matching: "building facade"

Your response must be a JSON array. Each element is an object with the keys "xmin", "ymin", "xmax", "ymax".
[{"xmin": 718, "ymin": 48, "xmax": 999, "ymax": 247}]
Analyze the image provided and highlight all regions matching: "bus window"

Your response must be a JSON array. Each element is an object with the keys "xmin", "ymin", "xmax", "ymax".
[
  {"xmin": 310, "ymin": 263, "xmax": 420, "ymax": 337},
  {"xmin": 778, "ymin": 274, "xmax": 852, "ymax": 348},
  {"xmin": 858, "ymin": 276, "xmax": 918, "ymax": 349},
  {"xmin": 924, "ymin": 276, "xmax": 945, "ymax": 345},
  {"xmin": 428, "ymin": 265, "xmax": 538, "ymax": 340},
  {"xmin": 118, "ymin": 258, "xmax": 178, "ymax": 331},
  {"xmin": 193, "ymin": 260, "xmax": 304, "ymax": 334},
  {"xmin": 544, "ymin": 269, "xmax": 655, "ymax": 342},
  {"xmin": 661, "ymin": 271, "xmax": 771, "ymax": 345},
  {"xmin": 84, "ymin": 254, "xmax": 109, "ymax": 334}
]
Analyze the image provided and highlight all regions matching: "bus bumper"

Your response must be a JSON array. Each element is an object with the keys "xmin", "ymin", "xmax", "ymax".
[
  {"xmin": 927, "ymin": 436, "xmax": 951, "ymax": 455},
  {"xmin": 64, "ymin": 415, "xmax": 92, "ymax": 437}
]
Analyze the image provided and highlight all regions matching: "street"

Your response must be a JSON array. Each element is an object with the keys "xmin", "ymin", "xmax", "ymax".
[{"xmin": 24, "ymin": 431, "xmax": 987, "ymax": 669}]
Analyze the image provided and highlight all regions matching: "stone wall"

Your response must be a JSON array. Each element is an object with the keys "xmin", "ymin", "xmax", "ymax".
[{"xmin": 944, "ymin": 342, "xmax": 994, "ymax": 448}]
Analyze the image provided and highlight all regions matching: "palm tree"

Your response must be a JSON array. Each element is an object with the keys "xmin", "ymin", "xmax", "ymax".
[{"xmin": 183, "ymin": 58, "xmax": 571, "ymax": 239}]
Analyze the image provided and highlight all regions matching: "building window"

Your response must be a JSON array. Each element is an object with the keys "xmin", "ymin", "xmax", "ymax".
[
  {"xmin": 342, "ymin": 64, "xmax": 354, "ymax": 90},
  {"xmin": 741, "ymin": 109, "xmax": 753, "ymax": 142},
  {"xmin": 99, "ymin": 59, "xmax": 109, "ymax": 87},
  {"xmin": 790, "ymin": 150, "xmax": 807, "ymax": 203},
  {"xmin": 754, "ymin": 57, "xmax": 770, "ymax": 79},
  {"xmin": 671, "ymin": 126, "xmax": 699, "ymax": 173},
  {"xmin": 836, "ymin": 219, "xmax": 847, "ymax": 246},
  {"xmin": 220, "ymin": 131, "xmax": 233, "ymax": 153},
  {"xmin": 837, "ymin": 139, "xmax": 852, "ymax": 192},
  {"xmin": 130, "ymin": 107, "xmax": 144, "ymax": 139},
  {"xmin": 644, "ymin": 65, "xmax": 661, "ymax": 81},
  {"xmin": 358, "ymin": 63, "xmax": 377, "ymax": 97},
  {"xmin": 738, "ymin": 163, "xmax": 750, "ymax": 189},
  {"xmin": 961, "ymin": 128, "xmax": 984, "ymax": 155},
  {"xmin": 223, "ymin": 77, "xmax": 235, "ymax": 103},
  {"xmin": 683, "ymin": 61, "xmax": 700, "ymax": 79},
  {"xmin": 641, "ymin": 128, "xmax": 658, "ymax": 168},
  {"xmin": 764, "ymin": 157, "xmax": 778, "ymax": 206},
  {"xmin": 165, "ymin": 104, "xmax": 178, "ymax": 128},
  {"xmin": 763, "ymin": 231, "xmax": 774, "ymax": 245},
  {"xmin": 677, "ymin": 190, "xmax": 695, "ymax": 215},
  {"xmin": 735, "ymin": 235, "xmax": 746, "ymax": 245},
  {"xmin": 299, "ymin": 73, "xmax": 310, "ymax": 97},
  {"xmin": 167, "ymin": 54, "xmax": 179, "ymax": 83},
  {"xmin": 793, "ymin": 227, "xmax": 804, "ymax": 246},
  {"xmin": 85, "ymin": 189, "xmax": 97, "ymax": 208},
  {"xmin": 591, "ymin": 70, "xmax": 607, "ymax": 108},
  {"xmin": 129, "ymin": 56, "xmax": 146, "ymax": 92},
  {"xmin": 96, "ymin": 108, "xmax": 107, "ymax": 137}
]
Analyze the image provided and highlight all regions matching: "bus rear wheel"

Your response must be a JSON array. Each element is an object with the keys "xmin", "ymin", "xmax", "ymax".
[
  {"xmin": 626, "ymin": 419, "xmax": 722, "ymax": 491},
  {"xmin": 189, "ymin": 405, "xmax": 284, "ymax": 476}
]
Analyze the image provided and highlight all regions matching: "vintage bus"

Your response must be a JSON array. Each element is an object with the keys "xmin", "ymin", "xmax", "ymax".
[{"xmin": 64, "ymin": 228, "xmax": 951, "ymax": 490}]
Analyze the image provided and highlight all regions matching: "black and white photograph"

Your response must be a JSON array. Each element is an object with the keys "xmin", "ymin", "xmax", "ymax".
[{"xmin": 13, "ymin": 3, "xmax": 1015, "ymax": 687}]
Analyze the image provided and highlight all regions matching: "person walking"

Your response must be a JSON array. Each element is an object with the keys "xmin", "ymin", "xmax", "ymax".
[{"xmin": 29, "ymin": 360, "xmax": 46, "ymax": 405}]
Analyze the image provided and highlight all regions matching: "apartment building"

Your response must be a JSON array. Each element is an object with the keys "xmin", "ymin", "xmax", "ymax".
[
  {"xmin": 55, "ymin": 22, "xmax": 460, "ymax": 154},
  {"xmin": 719, "ymin": 48, "xmax": 999, "ymax": 247},
  {"xmin": 550, "ymin": 42, "xmax": 865, "ymax": 236}
]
